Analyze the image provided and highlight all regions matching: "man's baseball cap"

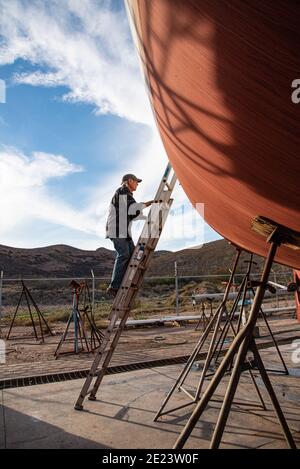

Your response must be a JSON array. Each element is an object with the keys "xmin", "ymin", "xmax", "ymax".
[{"xmin": 121, "ymin": 174, "xmax": 142, "ymax": 183}]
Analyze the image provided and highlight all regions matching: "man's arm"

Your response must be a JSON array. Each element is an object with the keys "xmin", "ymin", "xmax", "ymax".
[{"xmin": 129, "ymin": 199, "xmax": 155, "ymax": 218}]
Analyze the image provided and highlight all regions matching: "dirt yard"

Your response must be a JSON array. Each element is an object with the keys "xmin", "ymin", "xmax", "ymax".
[{"xmin": 1, "ymin": 313, "xmax": 299, "ymax": 366}]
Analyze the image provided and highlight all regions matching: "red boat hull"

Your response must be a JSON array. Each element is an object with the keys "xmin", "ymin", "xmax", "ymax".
[{"xmin": 127, "ymin": 0, "xmax": 300, "ymax": 269}]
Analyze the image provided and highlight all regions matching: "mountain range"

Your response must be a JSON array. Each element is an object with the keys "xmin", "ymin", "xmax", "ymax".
[{"xmin": 0, "ymin": 239, "xmax": 290, "ymax": 279}]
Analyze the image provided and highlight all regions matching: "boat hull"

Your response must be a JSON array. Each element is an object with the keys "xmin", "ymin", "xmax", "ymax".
[{"xmin": 127, "ymin": 0, "xmax": 300, "ymax": 269}]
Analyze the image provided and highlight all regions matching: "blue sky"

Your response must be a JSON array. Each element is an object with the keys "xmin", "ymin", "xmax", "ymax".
[{"xmin": 0, "ymin": 0, "xmax": 221, "ymax": 251}]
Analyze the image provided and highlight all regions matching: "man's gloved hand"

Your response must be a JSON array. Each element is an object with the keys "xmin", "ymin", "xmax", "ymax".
[{"xmin": 144, "ymin": 200, "xmax": 154, "ymax": 207}]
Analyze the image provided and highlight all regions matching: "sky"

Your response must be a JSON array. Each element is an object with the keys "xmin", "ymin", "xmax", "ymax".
[{"xmin": 0, "ymin": 0, "xmax": 221, "ymax": 252}]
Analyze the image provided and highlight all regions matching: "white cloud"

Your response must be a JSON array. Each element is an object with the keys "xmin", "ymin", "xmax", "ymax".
[
  {"xmin": 0, "ymin": 148, "xmax": 82, "ymax": 187},
  {"xmin": 13, "ymin": 71, "xmax": 65, "ymax": 87},
  {"xmin": 0, "ymin": 147, "xmax": 98, "ymax": 237},
  {"xmin": 0, "ymin": 0, "xmax": 153, "ymax": 125}
]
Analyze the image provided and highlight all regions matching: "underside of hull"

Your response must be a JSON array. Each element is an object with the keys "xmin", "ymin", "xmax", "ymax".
[{"xmin": 127, "ymin": 0, "xmax": 300, "ymax": 269}]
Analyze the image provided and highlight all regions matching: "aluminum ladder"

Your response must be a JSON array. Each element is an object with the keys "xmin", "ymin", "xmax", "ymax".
[{"xmin": 75, "ymin": 163, "xmax": 177, "ymax": 410}]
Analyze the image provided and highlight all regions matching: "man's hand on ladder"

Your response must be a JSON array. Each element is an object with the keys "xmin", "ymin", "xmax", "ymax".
[{"xmin": 144, "ymin": 200, "xmax": 154, "ymax": 207}]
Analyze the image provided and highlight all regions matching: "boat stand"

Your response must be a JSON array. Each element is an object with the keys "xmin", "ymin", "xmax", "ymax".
[
  {"xmin": 173, "ymin": 217, "xmax": 298, "ymax": 449},
  {"xmin": 6, "ymin": 280, "xmax": 53, "ymax": 342},
  {"xmin": 54, "ymin": 281, "xmax": 91, "ymax": 358},
  {"xmin": 195, "ymin": 302, "xmax": 211, "ymax": 332},
  {"xmin": 154, "ymin": 248, "xmax": 267, "ymax": 421},
  {"xmin": 79, "ymin": 281, "xmax": 104, "ymax": 351},
  {"xmin": 212, "ymin": 256, "xmax": 288, "ymax": 376}
]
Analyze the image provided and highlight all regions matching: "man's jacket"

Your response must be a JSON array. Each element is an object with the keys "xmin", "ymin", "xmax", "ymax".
[{"xmin": 106, "ymin": 183, "xmax": 145, "ymax": 239}]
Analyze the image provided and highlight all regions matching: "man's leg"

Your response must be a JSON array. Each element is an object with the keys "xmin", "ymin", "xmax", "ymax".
[{"xmin": 109, "ymin": 238, "xmax": 134, "ymax": 290}]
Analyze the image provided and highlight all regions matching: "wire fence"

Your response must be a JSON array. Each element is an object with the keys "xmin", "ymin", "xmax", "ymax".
[{"xmin": 0, "ymin": 270, "xmax": 295, "ymax": 328}]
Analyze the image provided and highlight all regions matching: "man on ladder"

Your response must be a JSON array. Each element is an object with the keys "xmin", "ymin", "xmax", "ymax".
[
  {"xmin": 106, "ymin": 173, "xmax": 154, "ymax": 296},
  {"xmin": 74, "ymin": 163, "xmax": 177, "ymax": 411}
]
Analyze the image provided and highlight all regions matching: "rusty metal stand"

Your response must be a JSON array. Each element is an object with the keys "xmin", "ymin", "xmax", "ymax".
[
  {"xmin": 248, "ymin": 285, "xmax": 289, "ymax": 375},
  {"xmin": 79, "ymin": 282, "xmax": 104, "ymax": 351},
  {"xmin": 212, "ymin": 258, "xmax": 288, "ymax": 375},
  {"xmin": 154, "ymin": 248, "xmax": 267, "ymax": 421},
  {"xmin": 54, "ymin": 281, "xmax": 104, "ymax": 358},
  {"xmin": 6, "ymin": 280, "xmax": 53, "ymax": 342},
  {"xmin": 54, "ymin": 281, "xmax": 91, "ymax": 358},
  {"xmin": 212, "ymin": 256, "xmax": 256, "ymax": 366},
  {"xmin": 195, "ymin": 302, "xmax": 210, "ymax": 332},
  {"xmin": 194, "ymin": 296, "xmax": 219, "ymax": 332},
  {"xmin": 173, "ymin": 218, "xmax": 298, "ymax": 449}
]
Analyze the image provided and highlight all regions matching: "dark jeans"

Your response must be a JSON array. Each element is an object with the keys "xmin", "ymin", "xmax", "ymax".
[{"xmin": 109, "ymin": 238, "xmax": 135, "ymax": 289}]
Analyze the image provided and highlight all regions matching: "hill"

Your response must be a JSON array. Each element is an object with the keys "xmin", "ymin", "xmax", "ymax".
[{"xmin": 0, "ymin": 239, "xmax": 290, "ymax": 279}]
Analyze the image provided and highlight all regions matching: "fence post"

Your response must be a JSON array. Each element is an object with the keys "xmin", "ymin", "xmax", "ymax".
[
  {"xmin": 0, "ymin": 270, "xmax": 3, "ymax": 322},
  {"xmin": 175, "ymin": 261, "xmax": 179, "ymax": 316},
  {"xmin": 91, "ymin": 269, "xmax": 95, "ymax": 315}
]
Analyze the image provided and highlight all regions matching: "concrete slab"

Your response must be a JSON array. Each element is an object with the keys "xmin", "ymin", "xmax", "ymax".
[
  {"xmin": 257, "ymin": 431, "xmax": 300, "ymax": 449},
  {"xmin": 2, "ymin": 356, "xmax": 300, "ymax": 449}
]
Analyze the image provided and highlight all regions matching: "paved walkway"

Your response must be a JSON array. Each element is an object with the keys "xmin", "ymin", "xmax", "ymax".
[{"xmin": 1, "ymin": 343, "xmax": 300, "ymax": 449}]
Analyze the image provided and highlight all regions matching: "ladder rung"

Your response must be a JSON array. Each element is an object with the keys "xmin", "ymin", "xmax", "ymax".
[
  {"xmin": 128, "ymin": 263, "xmax": 146, "ymax": 270},
  {"xmin": 121, "ymin": 285, "xmax": 138, "ymax": 291}
]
